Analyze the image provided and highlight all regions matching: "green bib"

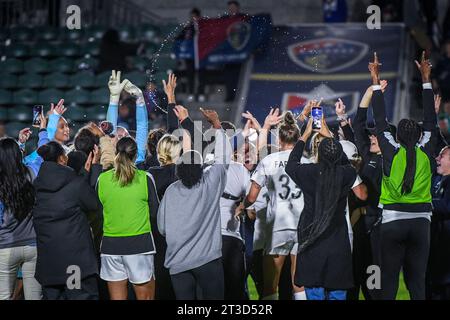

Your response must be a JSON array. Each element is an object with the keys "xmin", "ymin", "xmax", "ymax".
[
  {"xmin": 380, "ymin": 146, "xmax": 432, "ymax": 205},
  {"xmin": 98, "ymin": 169, "xmax": 151, "ymax": 237}
]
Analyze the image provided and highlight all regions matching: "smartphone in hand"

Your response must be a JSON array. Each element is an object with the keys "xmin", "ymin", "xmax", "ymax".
[
  {"xmin": 312, "ymin": 106, "xmax": 323, "ymax": 130},
  {"xmin": 32, "ymin": 105, "xmax": 43, "ymax": 127}
]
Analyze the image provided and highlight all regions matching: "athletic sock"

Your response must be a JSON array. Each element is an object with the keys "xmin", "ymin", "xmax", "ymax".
[
  {"xmin": 293, "ymin": 291, "xmax": 307, "ymax": 300},
  {"xmin": 262, "ymin": 293, "xmax": 279, "ymax": 300}
]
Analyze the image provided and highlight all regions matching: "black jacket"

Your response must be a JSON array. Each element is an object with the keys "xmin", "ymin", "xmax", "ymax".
[
  {"xmin": 428, "ymin": 175, "xmax": 450, "ymax": 285},
  {"xmin": 32, "ymin": 161, "xmax": 101, "ymax": 286},
  {"xmin": 148, "ymin": 164, "xmax": 178, "ymax": 300},
  {"xmin": 286, "ymin": 140, "xmax": 356, "ymax": 289},
  {"xmin": 353, "ymin": 106, "xmax": 383, "ymax": 229}
]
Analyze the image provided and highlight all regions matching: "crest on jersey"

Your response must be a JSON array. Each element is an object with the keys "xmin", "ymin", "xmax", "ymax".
[
  {"xmin": 287, "ymin": 38, "xmax": 369, "ymax": 73},
  {"xmin": 227, "ymin": 21, "xmax": 251, "ymax": 51}
]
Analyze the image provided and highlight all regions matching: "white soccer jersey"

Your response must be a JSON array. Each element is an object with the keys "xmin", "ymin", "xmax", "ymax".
[
  {"xmin": 220, "ymin": 161, "xmax": 251, "ymax": 240},
  {"xmin": 251, "ymin": 150, "xmax": 304, "ymax": 233}
]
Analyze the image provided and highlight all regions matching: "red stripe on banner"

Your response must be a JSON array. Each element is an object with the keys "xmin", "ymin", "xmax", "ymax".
[
  {"xmin": 196, "ymin": 15, "xmax": 247, "ymax": 61},
  {"xmin": 287, "ymin": 95, "xmax": 307, "ymax": 110}
]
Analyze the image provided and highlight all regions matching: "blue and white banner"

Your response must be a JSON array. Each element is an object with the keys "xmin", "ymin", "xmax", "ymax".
[{"xmin": 242, "ymin": 24, "xmax": 405, "ymax": 124}]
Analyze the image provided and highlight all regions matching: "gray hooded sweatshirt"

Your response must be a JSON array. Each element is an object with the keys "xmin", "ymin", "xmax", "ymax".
[{"xmin": 157, "ymin": 129, "xmax": 232, "ymax": 275}]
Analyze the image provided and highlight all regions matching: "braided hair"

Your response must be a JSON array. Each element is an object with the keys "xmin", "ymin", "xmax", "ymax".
[
  {"xmin": 397, "ymin": 119, "xmax": 422, "ymax": 194},
  {"xmin": 298, "ymin": 138, "xmax": 344, "ymax": 252}
]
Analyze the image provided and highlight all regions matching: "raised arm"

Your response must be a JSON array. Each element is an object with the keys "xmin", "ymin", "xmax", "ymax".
[
  {"xmin": 239, "ymin": 110, "xmax": 263, "ymax": 152},
  {"xmin": 162, "ymin": 73, "xmax": 179, "ymax": 134},
  {"xmin": 106, "ymin": 70, "xmax": 129, "ymax": 133},
  {"xmin": 123, "ymin": 80, "xmax": 148, "ymax": 163},
  {"xmin": 200, "ymin": 108, "xmax": 232, "ymax": 167},
  {"xmin": 46, "ymin": 99, "xmax": 66, "ymax": 141},
  {"xmin": 286, "ymin": 117, "xmax": 313, "ymax": 186},
  {"xmin": 353, "ymin": 81, "xmax": 388, "ymax": 161},
  {"xmin": 415, "ymin": 51, "xmax": 438, "ymax": 157},
  {"xmin": 22, "ymin": 114, "xmax": 49, "ymax": 174},
  {"xmin": 353, "ymin": 102, "xmax": 370, "ymax": 160},
  {"xmin": 369, "ymin": 52, "xmax": 398, "ymax": 174},
  {"xmin": 256, "ymin": 108, "xmax": 283, "ymax": 159},
  {"xmin": 175, "ymin": 105, "xmax": 208, "ymax": 153},
  {"xmin": 335, "ymin": 98, "xmax": 355, "ymax": 143}
]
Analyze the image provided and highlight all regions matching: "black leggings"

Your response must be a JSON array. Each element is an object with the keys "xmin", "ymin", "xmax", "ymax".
[
  {"xmin": 380, "ymin": 218, "xmax": 430, "ymax": 300},
  {"xmin": 171, "ymin": 258, "xmax": 224, "ymax": 300},
  {"xmin": 347, "ymin": 216, "xmax": 373, "ymax": 300},
  {"xmin": 222, "ymin": 235, "xmax": 247, "ymax": 300}
]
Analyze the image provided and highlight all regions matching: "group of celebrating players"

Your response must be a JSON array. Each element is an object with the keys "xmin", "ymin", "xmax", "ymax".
[{"xmin": 0, "ymin": 51, "xmax": 447, "ymax": 300}]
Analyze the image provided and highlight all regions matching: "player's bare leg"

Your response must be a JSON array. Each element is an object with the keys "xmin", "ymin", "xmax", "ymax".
[
  {"xmin": 262, "ymin": 254, "xmax": 286, "ymax": 299},
  {"xmin": 107, "ymin": 280, "xmax": 128, "ymax": 300},
  {"xmin": 290, "ymin": 254, "xmax": 306, "ymax": 300},
  {"xmin": 133, "ymin": 278, "xmax": 155, "ymax": 300}
]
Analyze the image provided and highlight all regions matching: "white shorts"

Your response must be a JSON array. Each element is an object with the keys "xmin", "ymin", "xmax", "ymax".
[
  {"xmin": 100, "ymin": 253, "xmax": 155, "ymax": 284},
  {"xmin": 265, "ymin": 230, "xmax": 298, "ymax": 256}
]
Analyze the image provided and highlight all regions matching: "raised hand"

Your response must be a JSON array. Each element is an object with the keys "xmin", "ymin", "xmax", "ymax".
[
  {"xmin": 92, "ymin": 144, "xmax": 101, "ymax": 164},
  {"xmin": 298, "ymin": 100, "xmax": 314, "ymax": 121},
  {"xmin": 335, "ymin": 98, "xmax": 346, "ymax": 117},
  {"xmin": 319, "ymin": 116, "xmax": 333, "ymax": 138},
  {"xmin": 242, "ymin": 110, "xmax": 262, "ymax": 132},
  {"xmin": 199, "ymin": 107, "xmax": 221, "ymax": 129},
  {"xmin": 124, "ymin": 80, "xmax": 144, "ymax": 105},
  {"xmin": 415, "ymin": 51, "xmax": 432, "ymax": 83},
  {"xmin": 18, "ymin": 128, "xmax": 32, "ymax": 144},
  {"xmin": 263, "ymin": 108, "xmax": 283, "ymax": 129},
  {"xmin": 368, "ymin": 52, "xmax": 381, "ymax": 85},
  {"xmin": 310, "ymin": 99, "xmax": 322, "ymax": 109},
  {"xmin": 39, "ymin": 111, "xmax": 47, "ymax": 130},
  {"xmin": 162, "ymin": 73, "xmax": 177, "ymax": 104},
  {"xmin": 108, "ymin": 70, "xmax": 129, "ymax": 103},
  {"xmin": 361, "ymin": 79, "xmax": 388, "ymax": 108},
  {"xmin": 84, "ymin": 151, "xmax": 93, "ymax": 173},
  {"xmin": 173, "ymin": 105, "xmax": 189, "ymax": 122},
  {"xmin": 380, "ymin": 79, "xmax": 388, "ymax": 92},
  {"xmin": 301, "ymin": 117, "xmax": 313, "ymax": 142},
  {"xmin": 48, "ymin": 99, "xmax": 66, "ymax": 116},
  {"xmin": 242, "ymin": 119, "xmax": 252, "ymax": 137},
  {"xmin": 434, "ymin": 94, "xmax": 442, "ymax": 115}
]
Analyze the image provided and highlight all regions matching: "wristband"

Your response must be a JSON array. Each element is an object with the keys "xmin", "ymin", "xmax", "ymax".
[
  {"xmin": 422, "ymin": 83, "xmax": 432, "ymax": 90},
  {"xmin": 337, "ymin": 114, "xmax": 348, "ymax": 122},
  {"xmin": 372, "ymin": 85, "xmax": 382, "ymax": 91}
]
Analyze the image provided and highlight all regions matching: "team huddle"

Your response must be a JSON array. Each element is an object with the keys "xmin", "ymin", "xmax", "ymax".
[{"xmin": 0, "ymin": 51, "xmax": 447, "ymax": 300}]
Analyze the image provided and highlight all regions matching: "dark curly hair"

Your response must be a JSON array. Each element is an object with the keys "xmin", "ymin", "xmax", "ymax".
[
  {"xmin": 0, "ymin": 138, "xmax": 35, "ymax": 221},
  {"xmin": 176, "ymin": 150, "xmax": 203, "ymax": 188}
]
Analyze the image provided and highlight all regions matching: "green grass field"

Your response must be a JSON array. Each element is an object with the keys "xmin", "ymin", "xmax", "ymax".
[{"xmin": 247, "ymin": 273, "xmax": 410, "ymax": 300}]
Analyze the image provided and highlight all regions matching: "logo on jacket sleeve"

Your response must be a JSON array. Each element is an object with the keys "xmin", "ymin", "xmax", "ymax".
[{"xmin": 287, "ymin": 38, "xmax": 369, "ymax": 73}]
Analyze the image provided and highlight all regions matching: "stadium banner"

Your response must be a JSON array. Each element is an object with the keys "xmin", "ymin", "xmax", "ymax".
[
  {"xmin": 242, "ymin": 24, "xmax": 405, "ymax": 125},
  {"xmin": 173, "ymin": 14, "xmax": 272, "ymax": 68}
]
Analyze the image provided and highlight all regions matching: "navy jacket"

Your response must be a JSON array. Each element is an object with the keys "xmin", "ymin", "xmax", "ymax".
[{"xmin": 429, "ymin": 175, "xmax": 450, "ymax": 285}]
